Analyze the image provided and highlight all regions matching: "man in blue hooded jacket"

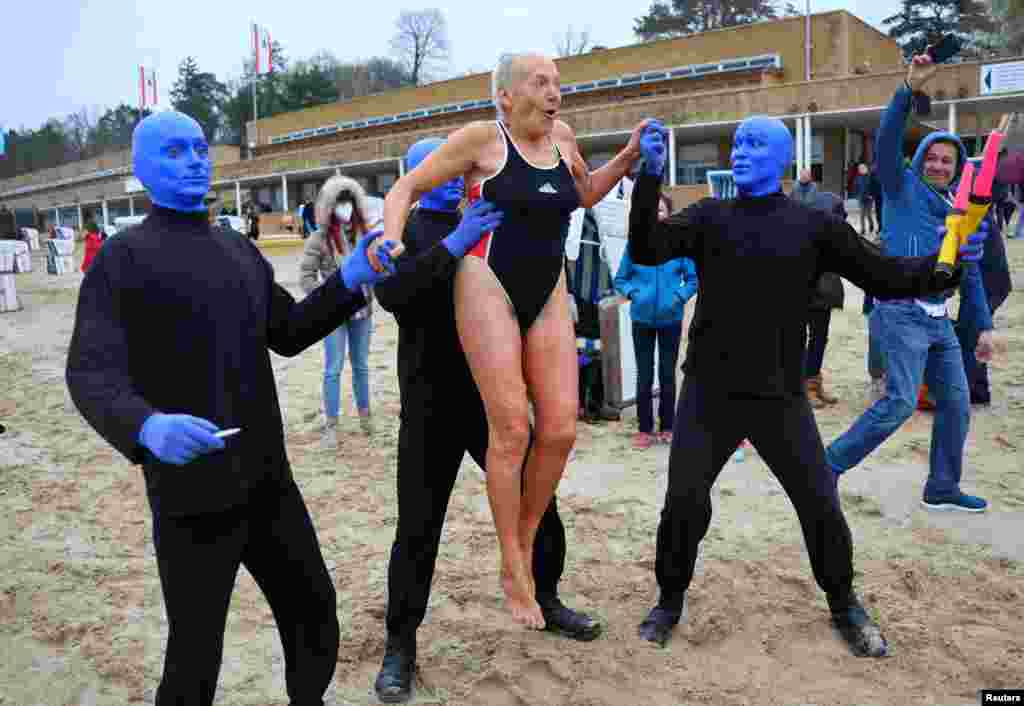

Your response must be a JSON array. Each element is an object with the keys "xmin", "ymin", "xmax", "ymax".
[{"xmin": 826, "ymin": 53, "xmax": 995, "ymax": 512}]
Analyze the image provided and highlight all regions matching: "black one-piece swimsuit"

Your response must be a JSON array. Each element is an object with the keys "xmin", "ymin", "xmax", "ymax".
[{"xmin": 466, "ymin": 121, "xmax": 582, "ymax": 334}]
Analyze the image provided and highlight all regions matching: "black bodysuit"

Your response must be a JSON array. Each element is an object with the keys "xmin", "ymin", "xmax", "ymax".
[{"xmin": 467, "ymin": 121, "xmax": 581, "ymax": 333}]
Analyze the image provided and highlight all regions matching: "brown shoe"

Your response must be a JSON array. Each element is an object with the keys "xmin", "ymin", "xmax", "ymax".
[
  {"xmin": 813, "ymin": 373, "xmax": 839, "ymax": 405},
  {"xmin": 805, "ymin": 378, "xmax": 827, "ymax": 409}
]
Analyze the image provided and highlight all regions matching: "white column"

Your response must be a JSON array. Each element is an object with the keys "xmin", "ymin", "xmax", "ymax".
[
  {"xmin": 668, "ymin": 128, "xmax": 677, "ymax": 187},
  {"xmin": 795, "ymin": 118, "xmax": 804, "ymax": 177},
  {"xmin": 128, "ymin": 196, "xmax": 135, "ymax": 216},
  {"xmin": 948, "ymin": 101, "xmax": 958, "ymax": 135},
  {"xmin": 281, "ymin": 174, "xmax": 288, "ymax": 212},
  {"xmin": 397, "ymin": 157, "xmax": 405, "ymax": 178},
  {"xmin": 77, "ymin": 204, "xmax": 83, "ymax": 229},
  {"xmin": 803, "ymin": 116, "xmax": 812, "ymax": 173},
  {"xmin": 102, "ymin": 200, "xmax": 109, "ymax": 227},
  {"xmin": 55, "ymin": 208, "xmax": 61, "ymax": 226},
  {"xmin": 235, "ymin": 182, "xmax": 242, "ymax": 214},
  {"xmin": 334, "ymin": 167, "xmax": 341, "ymax": 176}
]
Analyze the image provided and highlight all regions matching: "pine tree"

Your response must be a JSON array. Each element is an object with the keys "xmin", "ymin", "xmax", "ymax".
[
  {"xmin": 170, "ymin": 56, "xmax": 229, "ymax": 143},
  {"xmin": 882, "ymin": 0, "xmax": 995, "ymax": 59},
  {"xmin": 634, "ymin": 0, "xmax": 781, "ymax": 41}
]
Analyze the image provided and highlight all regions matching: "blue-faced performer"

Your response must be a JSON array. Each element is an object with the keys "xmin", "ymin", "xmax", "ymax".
[
  {"xmin": 65, "ymin": 110, "xmax": 399, "ymax": 705},
  {"xmin": 628, "ymin": 116, "xmax": 986, "ymax": 656}
]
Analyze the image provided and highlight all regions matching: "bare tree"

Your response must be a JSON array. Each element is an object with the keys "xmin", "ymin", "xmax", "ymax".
[
  {"xmin": 63, "ymin": 107, "xmax": 99, "ymax": 161},
  {"xmin": 390, "ymin": 9, "xmax": 450, "ymax": 85},
  {"xmin": 554, "ymin": 25, "xmax": 593, "ymax": 57}
]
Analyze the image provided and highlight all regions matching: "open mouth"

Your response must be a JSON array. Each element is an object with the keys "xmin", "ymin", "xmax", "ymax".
[{"xmin": 544, "ymin": 109, "xmax": 558, "ymax": 120}]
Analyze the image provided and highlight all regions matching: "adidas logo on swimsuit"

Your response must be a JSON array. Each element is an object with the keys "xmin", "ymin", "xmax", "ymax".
[{"xmin": 538, "ymin": 182, "xmax": 558, "ymax": 194}]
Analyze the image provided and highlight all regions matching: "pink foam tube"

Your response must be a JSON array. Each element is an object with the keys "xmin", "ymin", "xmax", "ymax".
[
  {"xmin": 953, "ymin": 162, "xmax": 974, "ymax": 211},
  {"xmin": 973, "ymin": 130, "xmax": 1004, "ymax": 198}
]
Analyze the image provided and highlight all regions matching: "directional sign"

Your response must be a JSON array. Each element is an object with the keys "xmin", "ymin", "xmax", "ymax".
[{"xmin": 981, "ymin": 61, "xmax": 1024, "ymax": 95}]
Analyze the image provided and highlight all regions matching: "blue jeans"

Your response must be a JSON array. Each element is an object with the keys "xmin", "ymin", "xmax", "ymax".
[
  {"xmin": 867, "ymin": 308, "xmax": 887, "ymax": 379},
  {"xmin": 323, "ymin": 315, "xmax": 372, "ymax": 418},
  {"xmin": 827, "ymin": 301, "xmax": 970, "ymax": 498},
  {"xmin": 632, "ymin": 322, "xmax": 683, "ymax": 433}
]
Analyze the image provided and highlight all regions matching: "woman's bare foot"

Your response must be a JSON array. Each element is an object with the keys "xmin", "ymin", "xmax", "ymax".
[
  {"xmin": 501, "ymin": 560, "xmax": 545, "ymax": 629},
  {"xmin": 519, "ymin": 526, "xmax": 539, "ymax": 597}
]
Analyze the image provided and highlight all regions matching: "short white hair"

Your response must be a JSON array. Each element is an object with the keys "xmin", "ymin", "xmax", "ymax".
[{"xmin": 491, "ymin": 51, "xmax": 548, "ymax": 120}]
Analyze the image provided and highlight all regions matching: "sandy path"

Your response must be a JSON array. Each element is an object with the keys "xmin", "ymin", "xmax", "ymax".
[{"xmin": 1, "ymin": 240, "xmax": 1021, "ymax": 706}]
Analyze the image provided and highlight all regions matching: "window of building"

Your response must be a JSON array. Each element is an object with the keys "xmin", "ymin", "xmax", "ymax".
[{"xmin": 676, "ymin": 142, "xmax": 721, "ymax": 186}]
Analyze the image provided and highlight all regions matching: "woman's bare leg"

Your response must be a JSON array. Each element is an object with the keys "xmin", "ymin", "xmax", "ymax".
[
  {"xmin": 454, "ymin": 258, "xmax": 544, "ymax": 629},
  {"xmin": 519, "ymin": 273, "xmax": 578, "ymax": 576}
]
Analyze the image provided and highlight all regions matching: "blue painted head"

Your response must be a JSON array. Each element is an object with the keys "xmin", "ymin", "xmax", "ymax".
[
  {"xmin": 406, "ymin": 137, "xmax": 463, "ymax": 212},
  {"xmin": 730, "ymin": 116, "xmax": 793, "ymax": 198},
  {"xmin": 132, "ymin": 111, "xmax": 211, "ymax": 213}
]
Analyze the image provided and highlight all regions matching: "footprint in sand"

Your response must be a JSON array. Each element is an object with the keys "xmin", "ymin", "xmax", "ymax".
[
  {"xmin": 466, "ymin": 672, "xmax": 530, "ymax": 706},
  {"xmin": 517, "ymin": 659, "xmax": 573, "ymax": 704}
]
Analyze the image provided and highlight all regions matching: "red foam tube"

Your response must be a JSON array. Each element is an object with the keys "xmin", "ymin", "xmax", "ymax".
[
  {"xmin": 953, "ymin": 161, "xmax": 974, "ymax": 211},
  {"xmin": 973, "ymin": 130, "xmax": 1004, "ymax": 198}
]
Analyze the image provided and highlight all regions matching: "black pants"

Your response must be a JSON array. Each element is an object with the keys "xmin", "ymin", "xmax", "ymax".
[
  {"xmin": 654, "ymin": 377, "xmax": 854, "ymax": 610},
  {"xmin": 151, "ymin": 480, "xmax": 338, "ymax": 706},
  {"xmin": 804, "ymin": 309, "xmax": 832, "ymax": 378},
  {"xmin": 385, "ymin": 388, "xmax": 567, "ymax": 639}
]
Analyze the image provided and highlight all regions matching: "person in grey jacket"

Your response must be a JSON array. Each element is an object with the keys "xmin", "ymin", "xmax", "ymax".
[
  {"xmin": 790, "ymin": 168, "xmax": 819, "ymax": 206},
  {"xmin": 300, "ymin": 175, "xmax": 379, "ymax": 444}
]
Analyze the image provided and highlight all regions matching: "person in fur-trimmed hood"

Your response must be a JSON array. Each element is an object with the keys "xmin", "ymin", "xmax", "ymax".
[{"xmin": 301, "ymin": 175, "xmax": 381, "ymax": 443}]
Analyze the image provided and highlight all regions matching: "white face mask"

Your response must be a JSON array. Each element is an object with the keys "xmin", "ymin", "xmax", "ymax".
[{"xmin": 334, "ymin": 202, "xmax": 353, "ymax": 223}]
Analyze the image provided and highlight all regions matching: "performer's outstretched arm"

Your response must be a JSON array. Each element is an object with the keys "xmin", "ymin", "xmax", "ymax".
[{"xmin": 818, "ymin": 214, "xmax": 960, "ymax": 299}]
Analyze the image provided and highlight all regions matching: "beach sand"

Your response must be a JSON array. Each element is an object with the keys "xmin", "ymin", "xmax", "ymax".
[{"xmin": 1, "ymin": 240, "xmax": 1021, "ymax": 706}]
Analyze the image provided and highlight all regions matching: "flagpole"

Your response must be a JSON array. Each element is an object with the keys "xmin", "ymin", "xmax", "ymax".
[{"xmin": 251, "ymin": 23, "xmax": 259, "ymax": 158}]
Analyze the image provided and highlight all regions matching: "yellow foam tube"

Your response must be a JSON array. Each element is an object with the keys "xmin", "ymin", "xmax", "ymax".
[
  {"xmin": 936, "ymin": 212, "xmax": 964, "ymax": 276},
  {"xmin": 962, "ymin": 200, "xmax": 991, "ymax": 243}
]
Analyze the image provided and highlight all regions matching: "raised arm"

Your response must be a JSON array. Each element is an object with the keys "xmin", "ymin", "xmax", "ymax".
[
  {"xmin": 555, "ymin": 119, "xmax": 646, "ymax": 208},
  {"xmin": 383, "ymin": 123, "xmax": 492, "ymax": 247},
  {"xmin": 627, "ymin": 171, "xmax": 701, "ymax": 266}
]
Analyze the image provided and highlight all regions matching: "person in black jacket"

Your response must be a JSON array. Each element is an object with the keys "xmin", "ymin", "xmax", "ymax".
[
  {"xmin": 64, "ymin": 111, "xmax": 400, "ymax": 706},
  {"xmin": 803, "ymin": 192, "xmax": 848, "ymax": 407},
  {"xmin": 955, "ymin": 211, "xmax": 1012, "ymax": 404},
  {"xmin": 372, "ymin": 138, "xmax": 602, "ymax": 704},
  {"xmin": 630, "ymin": 117, "xmax": 986, "ymax": 657}
]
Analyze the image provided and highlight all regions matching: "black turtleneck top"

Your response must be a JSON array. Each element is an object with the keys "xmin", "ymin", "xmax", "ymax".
[
  {"xmin": 66, "ymin": 206, "xmax": 366, "ymax": 516},
  {"xmin": 627, "ymin": 173, "xmax": 962, "ymax": 399}
]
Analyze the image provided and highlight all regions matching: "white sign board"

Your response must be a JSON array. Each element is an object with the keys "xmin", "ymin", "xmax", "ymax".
[
  {"xmin": 124, "ymin": 177, "xmax": 144, "ymax": 194},
  {"xmin": 980, "ymin": 61, "xmax": 1024, "ymax": 95}
]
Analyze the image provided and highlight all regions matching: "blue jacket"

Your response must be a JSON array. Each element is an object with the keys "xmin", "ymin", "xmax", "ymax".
[
  {"xmin": 875, "ymin": 85, "xmax": 992, "ymax": 331},
  {"xmin": 613, "ymin": 246, "xmax": 697, "ymax": 328}
]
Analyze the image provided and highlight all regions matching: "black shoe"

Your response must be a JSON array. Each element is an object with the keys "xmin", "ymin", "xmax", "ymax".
[
  {"xmin": 638, "ymin": 605, "xmax": 682, "ymax": 647},
  {"xmin": 828, "ymin": 594, "xmax": 889, "ymax": 657},
  {"xmin": 538, "ymin": 596, "xmax": 603, "ymax": 642},
  {"xmin": 597, "ymin": 404, "xmax": 621, "ymax": 421},
  {"xmin": 374, "ymin": 636, "xmax": 416, "ymax": 704}
]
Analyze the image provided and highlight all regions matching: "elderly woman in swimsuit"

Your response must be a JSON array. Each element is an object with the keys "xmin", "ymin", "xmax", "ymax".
[{"xmin": 378, "ymin": 51, "xmax": 652, "ymax": 628}]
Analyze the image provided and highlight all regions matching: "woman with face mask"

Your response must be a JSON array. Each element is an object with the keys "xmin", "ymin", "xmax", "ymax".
[{"xmin": 300, "ymin": 176, "xmax": 380, "ymax": 444}]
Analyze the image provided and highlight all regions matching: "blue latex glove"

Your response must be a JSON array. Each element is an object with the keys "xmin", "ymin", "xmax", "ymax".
[
  {"xmin": 442, "ymin": 199, "xmax": 504, "ymax": 258},
  {"xmin": 640, "ymin": 120, "xmax": 668, "ymax": 177},
  {"xmin": 138, "ymin": 413, "xmax": 225, "ymax": 466},
  {"xmin": 340, "ymin": 230, "xmax": 398, "ymax": 291},
  {"xmin": 957, "ymin": 218, "xmax": 989, "ymax": 263}
]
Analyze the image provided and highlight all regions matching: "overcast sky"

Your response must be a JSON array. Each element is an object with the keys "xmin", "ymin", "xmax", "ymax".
[{"xmin": 4, "ymin": 0, "xmax": 899, "ymax": 132}]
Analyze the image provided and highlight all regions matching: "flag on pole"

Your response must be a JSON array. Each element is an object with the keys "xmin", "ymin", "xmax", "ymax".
[
  {"xmin": 253, "ymin": 23, "xmax": 273, "ymax": 75},
  {"xmin": 138, "ymin": 66, "xmax": 158, "ymax": 108},
  {"xmin": 0, "ymin": 126, "xmax": 6, "ymax": 159}
]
